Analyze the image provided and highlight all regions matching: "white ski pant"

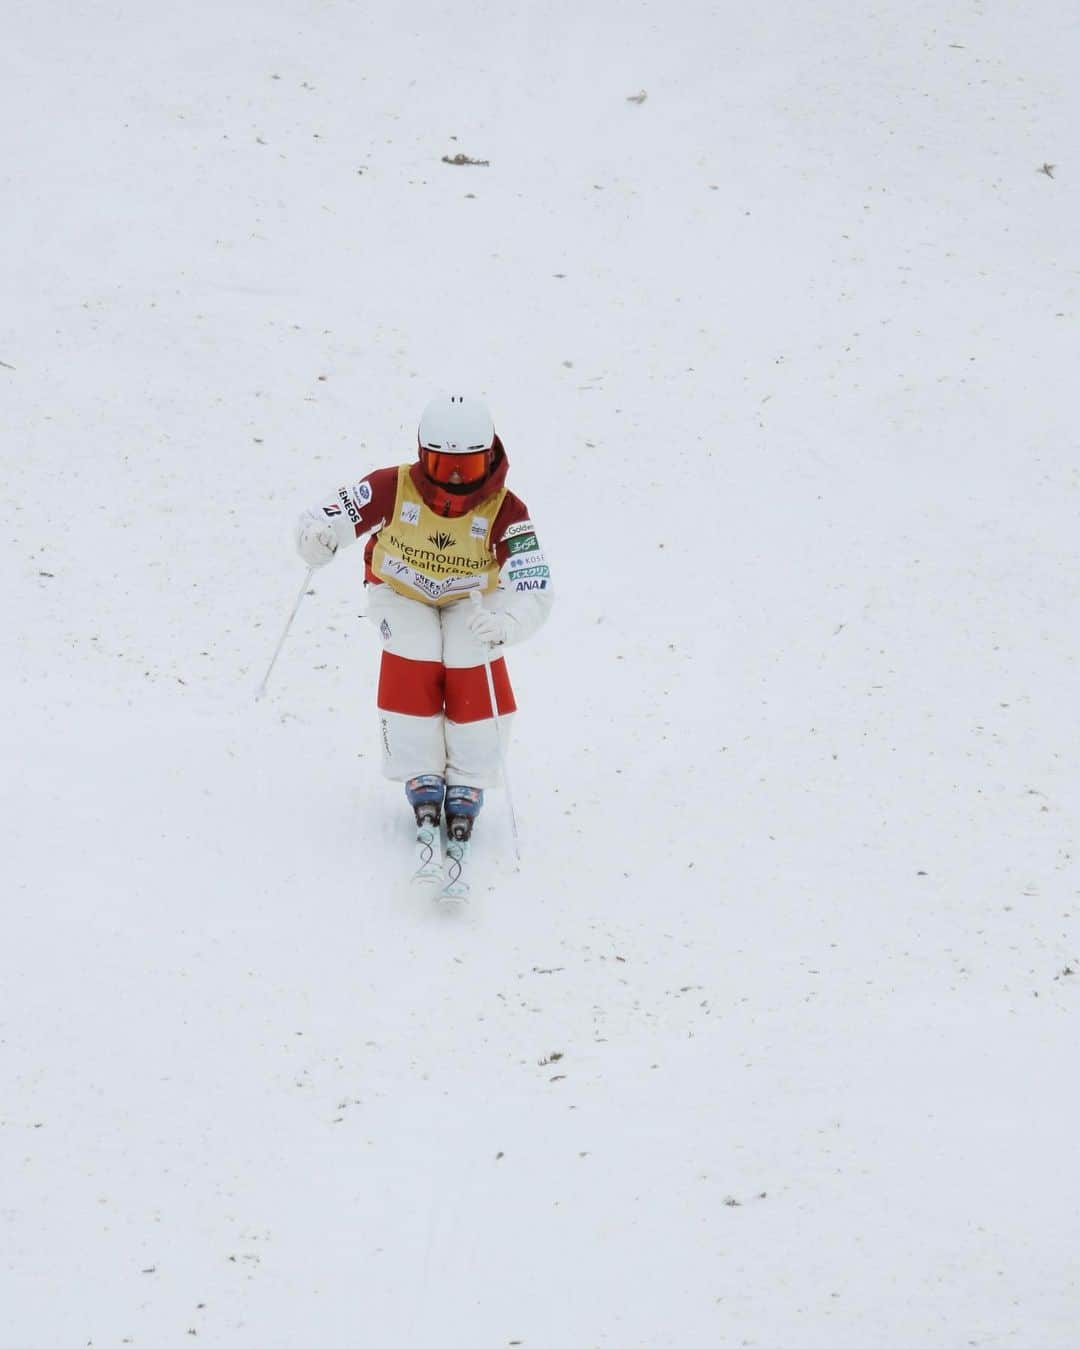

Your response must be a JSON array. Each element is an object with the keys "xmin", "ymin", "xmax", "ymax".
[{"xmin": 366, "ymin": 584, "xmax": 515, "ymax": 788}]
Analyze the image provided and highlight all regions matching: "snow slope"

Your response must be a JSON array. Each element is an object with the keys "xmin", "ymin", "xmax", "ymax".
[{"xmin": 4, "ymin": 1, "xmax": 1079, "ymax": 1345}]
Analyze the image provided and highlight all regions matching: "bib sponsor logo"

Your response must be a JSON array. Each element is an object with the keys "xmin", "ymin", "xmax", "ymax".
[
  {"xmin": 411, "ymin": 570, "xmax": 477, "ymax": 602},
  {"xmin": 413, "ymin": 572, "xmax": 447, "ymax": 600},
  {"xmin": 502, "ymin": 519, "xmax": 535, "ymax": 540},
  {"xmin": 380, "ymin": 552, "xmax": 483, "ymax": 602},
  {"xmin": 382, "ymin": 555, "xmax": 411, "ymax": 579},
  {"xmin": 400, "ymin": 501, "xmax": 421, "ymax": 525},
  {"xmin": 470, "ymin": 516, "xmax": 489, "ymax": 539},
  {"xmin": 384, "ymin": 529, "xmax": 488, "ymax": 575}
]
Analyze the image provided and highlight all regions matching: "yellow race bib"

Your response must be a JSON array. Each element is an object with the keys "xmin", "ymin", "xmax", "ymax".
[{"xmin": 370, "ymin": 466, "xmax": 507, "ymax": 607}]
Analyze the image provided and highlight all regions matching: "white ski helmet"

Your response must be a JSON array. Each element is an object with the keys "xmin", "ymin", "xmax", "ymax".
[{"xmin": 417, "ymin": 394, "xmax": 495, "ymax": 454}]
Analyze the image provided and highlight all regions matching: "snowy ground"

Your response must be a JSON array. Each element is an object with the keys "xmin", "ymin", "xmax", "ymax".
[{"xmin": 4, "ymin": 1, "xmax": 1080, "ymax": 1345}]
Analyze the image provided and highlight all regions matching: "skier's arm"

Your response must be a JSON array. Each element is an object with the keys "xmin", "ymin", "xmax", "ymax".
[
  {"xmin": 295, "ymin": 468, "xmax": 397, "ymax": 566},
  {"xmin": 469, "ymin": 499, "xmax": 554, "ymax": 646}
]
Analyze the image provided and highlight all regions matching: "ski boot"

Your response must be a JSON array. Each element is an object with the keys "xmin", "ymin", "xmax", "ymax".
[{"xmin": 442, "ymin": 785, "xmax": 483, "ymax": 900}]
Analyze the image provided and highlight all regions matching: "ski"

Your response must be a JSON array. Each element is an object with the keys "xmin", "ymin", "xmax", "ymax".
[
  {"xmin": 411, "ymin": 820, "xmax": 444, "ymax": 889},
  {"xmin": 439, "ymin": 788, "xmax": 480, "ymax": 902},
  {"xmin": 440, "ymin": 837, "xmax": 470, "ymax": 902},
  {"xmin": 405, "ymin": 781, "xmax": 478, "ymax": 904}
]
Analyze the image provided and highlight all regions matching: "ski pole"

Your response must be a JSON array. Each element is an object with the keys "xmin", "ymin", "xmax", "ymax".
[
  {"xmin": 470, "ymin": 591, "xmax": 521, "ymax": 865},
  {"xmin": 255, "ymin": 567, "xmax": 314, "ymax": 701}
]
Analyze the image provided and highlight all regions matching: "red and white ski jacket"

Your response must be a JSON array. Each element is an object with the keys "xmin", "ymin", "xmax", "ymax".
[{"xmin": 299, "ymin": 438, "xmax": 553, "ymax": 644}]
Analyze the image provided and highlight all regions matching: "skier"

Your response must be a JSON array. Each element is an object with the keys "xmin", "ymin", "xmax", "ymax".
[{"xmin": 294, "ymin": 394, "xmax": 553, "ymax": 892}]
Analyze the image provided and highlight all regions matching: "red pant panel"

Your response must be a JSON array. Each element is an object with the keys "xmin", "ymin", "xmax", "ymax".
[
  {"xmin": 377, "ymin": 652, "xmax": 445, "ymax": 716},
  {"xmin": 444, "ymin": 660, "xmax": 517, "ymax": 724}
]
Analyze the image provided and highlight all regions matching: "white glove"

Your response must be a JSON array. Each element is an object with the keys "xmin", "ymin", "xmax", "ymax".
[
  {"xmin": 466, "ymin": 601, "xmax": 513, "ymax": 647},
  {"xmin": 295, "ymin": 512, "xmax": 338, "ymax": 567}
]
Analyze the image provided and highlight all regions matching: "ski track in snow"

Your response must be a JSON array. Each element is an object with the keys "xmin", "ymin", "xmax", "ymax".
[{"xmin": 4, "ymin": 2, "xmax": 1080, "ymax": 1346}]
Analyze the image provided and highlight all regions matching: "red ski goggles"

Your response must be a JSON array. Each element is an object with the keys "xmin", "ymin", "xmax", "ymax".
[{"xmin": 419, "ymin": 447, "xmax": 491, "ymax": 486}]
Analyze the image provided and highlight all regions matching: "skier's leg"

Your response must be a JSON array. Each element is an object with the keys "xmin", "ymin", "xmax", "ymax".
[
  {"xmin": 440, "ymin": 600, "xmax": 516, "ymax": 795},
  {"xmin": 367, "ymin": 586, "xmax": 446, "ymax": 786}
]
